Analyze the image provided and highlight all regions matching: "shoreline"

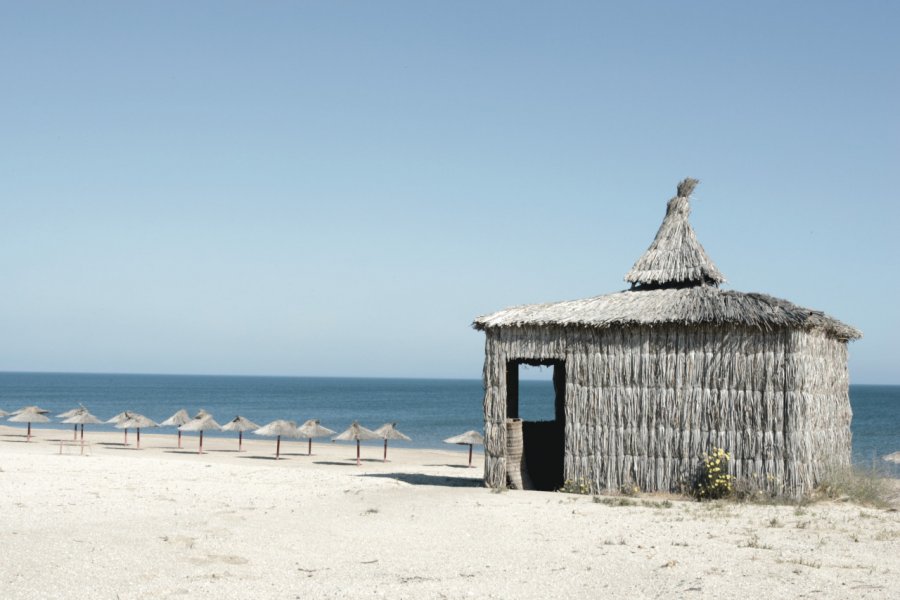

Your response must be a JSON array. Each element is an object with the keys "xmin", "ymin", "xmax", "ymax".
[{"xmin": 0, "ymin": 424, "xmax": 477, "ymax": 466}]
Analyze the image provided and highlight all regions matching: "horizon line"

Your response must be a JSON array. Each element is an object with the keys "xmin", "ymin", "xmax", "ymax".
[{"xmin": 0, "ymin": 369, "xmax": 895, "ymax": 386}]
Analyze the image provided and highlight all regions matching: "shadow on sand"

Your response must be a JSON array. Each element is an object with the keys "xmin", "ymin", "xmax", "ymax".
[
  {"xmin": 313, "ymin": 458, "xmax": 390, "ymax": 467},
  {"xmin": 361, "ymin": 472, "xmax": 483, "ymax": 488},
  {"xmin": 424, "ymin": 463, "xmax": 480, "ymax": 470}
]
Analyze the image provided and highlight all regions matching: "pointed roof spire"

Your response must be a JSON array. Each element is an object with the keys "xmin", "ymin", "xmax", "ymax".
[{"xmin": 625, "ymin": 178, "xmax": 725, "ymax": 288}]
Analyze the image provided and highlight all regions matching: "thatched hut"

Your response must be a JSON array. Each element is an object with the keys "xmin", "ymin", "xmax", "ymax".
[{"xmin": 473, "ymin": 179, "xmax": 860, "ymax": 496}]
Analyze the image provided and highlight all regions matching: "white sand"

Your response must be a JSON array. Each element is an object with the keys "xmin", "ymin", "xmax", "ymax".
[{"xmin": 1, "ymin": 425, "xmax": 898, "ymax": 599}]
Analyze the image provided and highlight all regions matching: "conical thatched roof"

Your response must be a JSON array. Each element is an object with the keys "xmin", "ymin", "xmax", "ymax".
[
  {"xmin": 297, "ymin": 419, "xmax": 336, "ymax": 439},
  {"xmin": 374, "ymin": 422, "xmax": 411, "ymax": 442},
  {"xmin": 444, "ymin": 430, "xmax": 484, "ymax": 446},
  {"xmin": 62, "ymin": 410, "xmax": 104, "ymax": 425},
  {"xmin": 117, "ymin": 414, "xmax": 159, "ymax": 429},
  {"xmin": 253, "ymin": 419, "xmax": 298, "ymax": 437},
  {"xmin": 160, "ymin": 409, "xmax": 191, "ymax": 427},
  {"xmin": 194, "ymin": 409, "xmax": 212, "ymax": 419},
  {"xmin": 474, "ymin": 179, "xmax": 860, "ymax": 341},
  {"xmin": 8, "ymin": 409, "xmax": 50, "ymax": 423},
  {"xmin": 221, "ymin": 416, "xmax": 261, "ymax": 433},
  {"xmin": 333, "ymin": 422, "xmax": 381, "ymax": 442},
  {"xmin": 179, "ymin": 415, "xmax": 222, "ymax": 432},
  {"xmin": 625, "ymin": 178, "xmax": 725, "ymax": 288}
]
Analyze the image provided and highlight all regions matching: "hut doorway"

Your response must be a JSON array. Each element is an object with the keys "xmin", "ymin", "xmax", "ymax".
[{"xmin": 505, "ymin": 359, "xmax": 566, "ymax": 491}]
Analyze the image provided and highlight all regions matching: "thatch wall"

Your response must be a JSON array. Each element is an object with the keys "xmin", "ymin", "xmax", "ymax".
[{"xmin": 482, "ymin": 323, "xmax": 851, "ymax": 496}]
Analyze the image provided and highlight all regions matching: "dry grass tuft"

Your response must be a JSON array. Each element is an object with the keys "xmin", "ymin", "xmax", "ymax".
[{"xmin": 814, "ymin": 466, "xmax": 897, "ymax": 509}]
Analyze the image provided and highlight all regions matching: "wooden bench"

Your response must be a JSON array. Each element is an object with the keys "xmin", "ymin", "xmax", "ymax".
[{"xmin": 58, "ymin": 440, "xmax": 92, "ymax": 456}]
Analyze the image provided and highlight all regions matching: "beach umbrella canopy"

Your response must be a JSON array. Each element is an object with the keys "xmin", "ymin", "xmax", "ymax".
[
  {"xmin": 334, "ymin": 422, "xmax": 381, "ymax": 466},
  {"xmin": 57, "ymin": 405, "xmax": 88, "ymax": 419},
  {"xmin": 116, "ymin": 414, "xmax": 159, "ymax": 450},
  {"xmin": 884, "ymin": 452, "xmax": 900, "ymax": 464},
  {"xmin": 160, "ymin": 409, "xmax": 191, "ymax": 427},
  {"xmin": 106, "ymin": 411, "xmax": 133, "ymax": 424},
  {"xmin": 296, "ymin": 419, "xmax": 336, "ymax": 455},
  {"xmin": 374, "ymin": 423, "xmax": 411, "ymax": 462},
  {"xmin": 118, "ymin": 414, "xmax": 159, "ymax": 429},
  {"xmin": 160, "ymin": 409, "xmax": 192, "ymax": 449},
  {"xmin": 221, "ymin": 416, "xmax": 261, "ymax": 452},
  {"xmin": 253, "ymin": 420, "xmax": 298, "ymax": 459},
  {"xmin": 179, "ymin": 415, "xmax": 222, "ymax": 454},
  {"xmin": 444, "ymin": 430, "xmax": 485, "ymax": 468},
  {"xmin": 0, "ymin": 409, "xmax": 9, "ymax": 418},
  {"xmin": 61, "ymin": 409, "xmax": 104, "ymax": 441},
  {"xmin": 12, "ymin": 405, "xmax": 50, "ymax": 416},
  {"xmin": 194, "ymin": 409, "xmax": 212, "ymax": 419},
  {"xmin": 8, "ymin": 408, "xmax": 51, "ymax": 441}
]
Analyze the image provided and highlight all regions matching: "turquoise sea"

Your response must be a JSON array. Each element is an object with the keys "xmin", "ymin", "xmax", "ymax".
[{"xmin": 1, "ymin": 373, "xmax": 897, "ymax": 476}]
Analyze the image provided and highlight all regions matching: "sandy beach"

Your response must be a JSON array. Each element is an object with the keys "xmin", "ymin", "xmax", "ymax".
[{"xmin": 1, "ymin": 425, "xmax": 898, "ymax": 599}]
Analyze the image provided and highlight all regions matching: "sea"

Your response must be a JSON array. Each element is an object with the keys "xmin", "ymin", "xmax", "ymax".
[{"xmin": 1, "ymin": 372, "xmax": 897, "ymax": 476}]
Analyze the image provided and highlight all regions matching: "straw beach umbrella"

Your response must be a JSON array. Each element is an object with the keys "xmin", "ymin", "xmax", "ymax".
[
  {"xmin": 57, "ymin": 405, "xmax": 89, "ymax": 439},
  {"xmin": 8, "ymin": 408, "xmax": 50, "ymax": 441},
  {"xmin": 116, "ymin": 414, "xmax": 159, "ymax": 450},
  {"xmin": 296, "ymin": 419, "xmax": 336, "ymax": 456},
  {"xmin": 160, "ymin": 409, "xmax": 191, "ymax": 449},
  {"xmin": 221, "ymin": 416, "xmax": 261, "ymax": 452},
  {"xmin": 62, "ymin": 409, "xmax": 104, "ymax": 441},
  {"xmin": 106, "ymin": 411, "xmax": 135, "ymax": 445},
  {"xmin": 0, "ymin": 409, "xmax": 9, "ymax": 418},
  {"xmin": 444, "ymin": 430, "xmax": 484, "ymax": 468},
  {"xmin": 179, "ymin": 415, "xmax": 222, "ymax": 454},
  {"xmin": 374, "ymin": 423, "xmax": 411, "ymax": 462},
  {"xmin": 334, "ymin": 422, "xmax": 381, "ymax": 466},
  {"xmin": 253, "ymin": 420, "xmax": 297, "ymax": 460}
]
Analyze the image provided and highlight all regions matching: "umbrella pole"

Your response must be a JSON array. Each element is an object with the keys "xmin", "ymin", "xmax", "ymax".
[
  {"xmin": 27, "ymin": 422, "xmax": 32, "ymax": 442},
  {"xmin": 178, "ymin": 430, "xmax": 182, "ymax": 449},
  {"xmin": 468, "ymin": 444, "xmax": 473, "ymax": 467},
  {"xmin": 356, "ymin": 440, "xmax": 361, "ymax": 466},
  {"xmin": 73, "ymin": 424, "xmax": 78, "ymax": 440},
  {"xmin": 80, "ymin": 424, "xmax": 85, "ymax": 441},
  {"xmin": 124, "ymin": 428, "xmax": 128, "ymax": 445},
  {"xmin": 199, "ymin": 431, "xmax": 204, "ymax": 455},
  {"xmin": 383, "ymin": 439, "xmax": 388, "ymax": 462},
  {"xmin": 276, "ymin": 436, "xmax": 281, "ymax": 460},
  {"xmin": 137, "ymin": 428, "xmax": 141, "ymax": 449},
  {"xmin": 308, "ymin": 438, "xmax": 312, "ymax": 456}
]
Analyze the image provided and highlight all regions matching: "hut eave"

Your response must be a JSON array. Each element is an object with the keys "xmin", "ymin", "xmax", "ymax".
[{"xmin": 472, "ymin": 287, "xmax": 860, "ymax": 341}]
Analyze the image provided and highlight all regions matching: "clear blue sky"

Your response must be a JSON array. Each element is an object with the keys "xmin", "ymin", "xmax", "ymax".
[{"xmin": 1, "ymin": 2, "xmax": 897, "ymax": 382}]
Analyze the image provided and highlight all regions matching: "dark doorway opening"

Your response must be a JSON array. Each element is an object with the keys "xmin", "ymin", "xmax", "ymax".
[{"xmin": 505, "ymin": 359, "xmax": 566, "ymax": 491}]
